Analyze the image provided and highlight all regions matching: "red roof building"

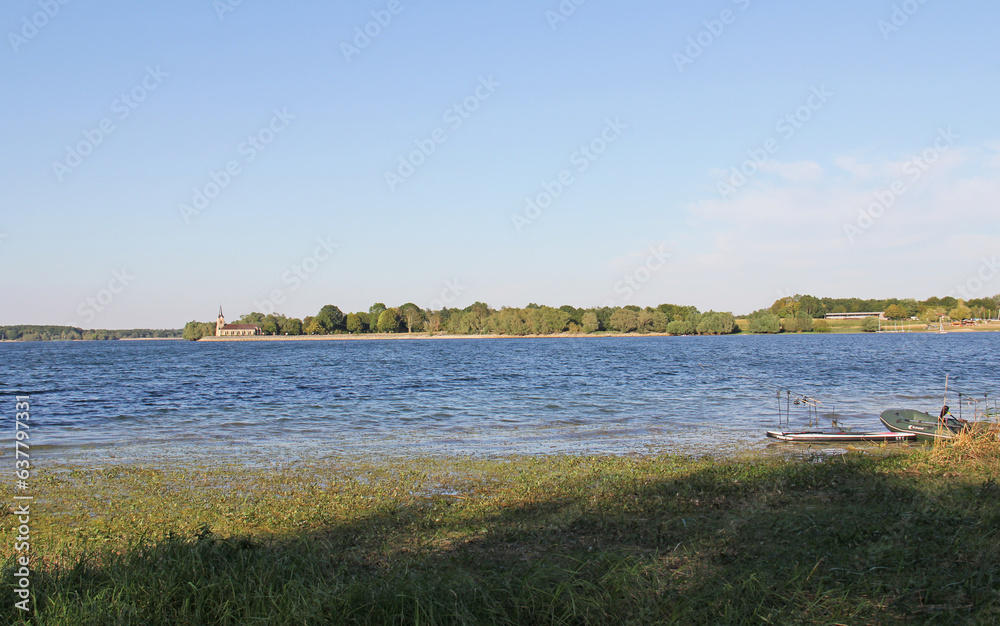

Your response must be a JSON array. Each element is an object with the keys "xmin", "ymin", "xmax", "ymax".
[{"xmin": 216, "ymin": 307, "xmax": 262, "ymax": 337}]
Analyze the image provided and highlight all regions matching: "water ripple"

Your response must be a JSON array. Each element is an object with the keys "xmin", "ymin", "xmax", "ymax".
[{"xmin": 0, "ymin": 333, "xmax": 996, "ymax": 460}]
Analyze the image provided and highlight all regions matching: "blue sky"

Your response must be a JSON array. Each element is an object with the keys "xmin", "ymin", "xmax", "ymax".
[{"xmin": 2, "ymin": 0, "xmax": 999, "ymax": 328}]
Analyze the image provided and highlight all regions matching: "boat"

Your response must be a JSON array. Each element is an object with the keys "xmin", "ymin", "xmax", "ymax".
[
  {"xmin": 766, "ymin": 430, "xmax": 916, "ymax": 443},
  {"xmin": 879, "ymin": 408, "xmax": 968, "ymax": 440}
]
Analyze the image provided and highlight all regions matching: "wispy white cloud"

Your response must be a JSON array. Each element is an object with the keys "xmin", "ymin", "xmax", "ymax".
[
  {"xmin": 833, "ymin": 155, "xmax": 876, "ymax": 179},
  {"xmin": 681, "ymin": 143, "xmax": 1000, "ymax": 311},
  {"xmin": 759, "ymin": 160, "xmax": 824, "ymax": 183}
]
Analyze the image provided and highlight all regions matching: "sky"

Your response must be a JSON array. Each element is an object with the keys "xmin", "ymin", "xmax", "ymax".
[{"xmin": 2, "ymin": 0, "xmax": 999, "ymax": 329}]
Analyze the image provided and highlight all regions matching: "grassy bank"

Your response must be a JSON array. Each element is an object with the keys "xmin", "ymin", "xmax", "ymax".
[{"xmin": 4, "ymin": 439, "xmax": 1000, "ymax": 624}]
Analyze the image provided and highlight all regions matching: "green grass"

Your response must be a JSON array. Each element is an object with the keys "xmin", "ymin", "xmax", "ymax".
[{"xmin": 4, "ymin": 443, "xmax": 1000, "ymax": 624}]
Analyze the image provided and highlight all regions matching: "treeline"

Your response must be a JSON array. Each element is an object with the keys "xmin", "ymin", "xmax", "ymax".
[
  {"xmin": 739, "ymin": 293, "xmax": 1000, "ymax": 335},
  {"xmin": 186, "ymin": 291, "xmax": 1000, "ymax": 341},
  {"xmin": 0, "ymin": 326, "xmax": 182, "ymax": 342},
  {"xmin": 184, "ymin": 303, "xmax": 741, "ymax": 339},
  {"xmin": 745, "ymin": 312, "xmax": 823, "ymax": 334},
  {"xmin": 760, "ymin": 294, "xmax": 1000, "ymax": 321}
]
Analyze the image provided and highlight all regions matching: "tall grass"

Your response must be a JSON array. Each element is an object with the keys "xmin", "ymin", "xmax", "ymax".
[{"xmin": 929, "ymin": 424, "xmax": 1000, "ymax": 467}]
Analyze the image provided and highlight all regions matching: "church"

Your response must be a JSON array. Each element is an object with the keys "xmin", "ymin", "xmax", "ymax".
[{"xmin": 216, "ymin": 307, "xmax": 263, "ymax": 337}]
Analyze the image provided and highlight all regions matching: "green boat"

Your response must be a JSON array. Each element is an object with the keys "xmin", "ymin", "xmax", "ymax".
[{"xmin": 879, "ymin": 408, "xmax": 971, "ymax": 441}]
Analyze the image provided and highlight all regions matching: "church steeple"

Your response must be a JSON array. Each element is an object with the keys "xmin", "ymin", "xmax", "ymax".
[{"xmin": 216, "ymin": 305, "xmax": 226, "ymax": 337}]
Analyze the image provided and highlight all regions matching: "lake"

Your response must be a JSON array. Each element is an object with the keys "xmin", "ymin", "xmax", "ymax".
[{"xmin": 2, "ymin": 333, "xmax": 997, "ymax": 464}]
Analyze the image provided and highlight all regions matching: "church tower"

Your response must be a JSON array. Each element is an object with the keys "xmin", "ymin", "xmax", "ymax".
[{"xmin": 216, "ymin": 306, "xmax": 225, "ymax": 337}]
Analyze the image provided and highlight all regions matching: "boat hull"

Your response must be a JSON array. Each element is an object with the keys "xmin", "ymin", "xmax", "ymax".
[
  {"xmin": 766, "ymin": 430, "xmax": 916, "ymax": 443},
  {"xmin": 879, "ymin": 408, "xmax": 963, "ymax": 441}
]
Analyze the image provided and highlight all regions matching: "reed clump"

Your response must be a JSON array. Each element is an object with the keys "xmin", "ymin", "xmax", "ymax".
[
  {"xmin": 3, "ymin": 446, "xmax": 999, "ymax": 624},
  {"xmin": 929, "ymin": 423, "xmax": 1000, "ymax": 467}
]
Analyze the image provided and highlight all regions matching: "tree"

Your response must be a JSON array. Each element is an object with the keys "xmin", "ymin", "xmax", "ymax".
[
  {"xmin": 770, "ymin": 296, "xmax": 799, "ymax": 318},
  {"xmin": 239, "ymin": 312, "xmax": 266, "ymax": 324},
  {"xmin": 315, "ymin": 305, "xmax": 345, "ymax": 333},
  {"xmin": 490, "ymin": 308, "xmax": 530, "ymax": 335},
  {"xmin": 283, "ymin": 318, "xmax": 303, "ymax": 335},
  {"xmin": 968, "ymin": 299, "xmax": 991, "ymax": 319},
  {"xmin": 696, "ymin": 311, "xmax": 736, "ymax": 335},
  {"xmin": 581, "ymin": 311, "xmax": 600, "ymax": 333},
  {"xmin": 949, "ymin": 300, "xmax": 972, "ymax": 321},
  {"xmin": 351, "ymin": 312, "xmax": 368, "ymax": 333},
  {"xmin": 636, "ymin": 309, "xmax": 654, "ymax": 334},
  {"xmin": 465, "ymin": 302, "xmax": 490, "ymax": 316},
  {"xmin": 534, "ymin": 306, "xmax": 570, "ymax": 334},
  {"xmin": 654, "ymin": 311, "xmax": 670, "ymax": 333},
  {"xmin": 425, "ymin": 310, "xmax": 442, "ymax": 333},
  {"xmin": 639, "ymin": 309, "xmax": 669, "ymax": 333},
  {"xmin": 458, "ymin": 302, "xmax": 491, "ymax": 334},
  {"xmin": 183, "ymin": 320, "xmax": 214, "ymax": 341},
  {"xmin": 666, "ymin": 320, "xmax": 694, "ymax": 335},
  {"xmin": 399, "ymin": 303, "xmax": 424, "ymax": 333},
  {"xmin": 437, "ymin": 308, "xmax": 454, "ymax": 329},
  {"xmin": 782, "ymin": 316, "xmax": 800, "ymax": 332},
  {"xmin": 345, "ymin": 313, "xmax": 363, "ymax": 334},
  {"xmin": 747, "ymin": 312, "xmax": 780, "ymax": 334},
  {"xmin": 862, "ymin": 316, "xmax": 880, "ymax": 332},
  {"xmin": 609, "ymin": 308, "xmax": 639, "ymax": 333},
  {"xmin": 657, "ymin": 303, "xmax": 698, "ymax": 321},
  {"xmin": 367, "ymin": 304, "xmax": 386, "ymax": 331},
  {"xmin": 263, "ymin": 313, "xmax": 287, "ymax": 335},
  {"xmin": 687, "ymin": 312, "xmax": 703, "ymax": 331},
  {"xmin": 884, "ymin": 304, "xmax": 908, "ymax": 320},
  {"xmin": 304, "ymin": 319, "xmax": 323, "ymax": 335},
  {"xmin": 920, "ymin": 307, "xmax": 945, "ymax": 323},
  {"xmin": 793, "ymin": 311, "xmax": 813, "ymax": 332},
  {"xmin": 445, "ymin": 311, "xmax": 464, "ymax": 334},
  {"xmin": 377, "ymin": 308, "xmax": 401, "ymax": 333},
  {"xmin": 899, "ymin": 299, "xmax": 920, "ymax": 318},
  {"xmin": 594, "ymin": 306, "xmax": 615, "ymax": 331},
  {"xmin": 559, "ymin": 305, "xmax": 583, "ymax": 325},
  {"xmin": 797, "ymin": 295, "xmax": 826, "ymax": 318}
]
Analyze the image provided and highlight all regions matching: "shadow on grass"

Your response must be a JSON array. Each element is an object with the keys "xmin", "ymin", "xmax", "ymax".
[{"xmin": 5, "ymin": 454, "xmax": 1000, "ymax": 624}]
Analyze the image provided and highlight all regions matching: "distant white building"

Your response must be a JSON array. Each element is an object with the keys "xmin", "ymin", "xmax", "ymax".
[{"xmin": 824, "ymin": 311, "xmax": 886, "ymax": 320}]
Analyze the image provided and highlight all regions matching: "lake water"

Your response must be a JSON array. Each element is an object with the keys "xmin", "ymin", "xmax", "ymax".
[{"xmin": 2, "ymin": 333, "xmax": 997, "ymax": 464}]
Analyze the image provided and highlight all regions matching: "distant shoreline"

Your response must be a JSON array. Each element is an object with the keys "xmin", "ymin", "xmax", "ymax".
[
  {"xmin": 2, "ymin": 325, "xmax": 995, "ymax": 344},
  {"xmin": 196, "ymin": 326, "xmax": 1000, "ymax": 342},
  {"xmin": 198, "ymin": 332, "xmax": 662, "ymax": 342}
]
